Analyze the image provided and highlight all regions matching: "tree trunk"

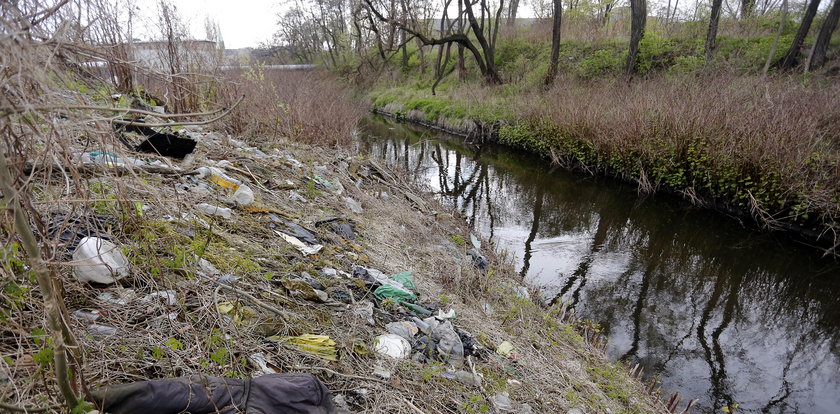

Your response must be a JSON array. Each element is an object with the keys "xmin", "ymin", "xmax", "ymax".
[
  {"xmin": 463, "ymin": 0, "xmax": 503, "ymax": 83},
  {"xmin": 778, "ymin": 0, "xmax": 822, "ymax": 70},
  {"xmin": 762, "ymin": 0, "xmax": 788, "ymax": 76},
  {"xmin": 544, "ymin": 0, "xmax": 563, "ymax": 86},
  {"xmin": 626, "ymin": 0, "xmax": 647, "ymax": 76},
  {"xmin": 741, "ymin": 0, "xmax": 754, "ymax": 18},
  {"xmin": 507, "ymin": 0, "xmax": 519, "ymax": 25},
  {"xmin": 806, "ymin": 0, "xmax": 840, "ymax": 71},
  {"xmin": 705, "ymin": 0, "xmax": 724, "ymax": 61}
]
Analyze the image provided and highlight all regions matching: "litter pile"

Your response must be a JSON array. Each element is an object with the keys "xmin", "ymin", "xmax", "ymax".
[{"xmin": 2, "ymin": 118, "xmax": 668, "ymax": 413}]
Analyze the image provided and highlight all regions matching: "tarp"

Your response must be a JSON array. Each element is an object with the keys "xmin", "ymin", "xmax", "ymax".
[{"xmin": 89, "ymin": 373, "xmax": 336, "ymax": 414}]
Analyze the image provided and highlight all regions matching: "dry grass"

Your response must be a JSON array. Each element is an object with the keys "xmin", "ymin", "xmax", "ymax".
[{"xmin": 220, "ymin": 68, "xmax": 366, "ymax": 148}]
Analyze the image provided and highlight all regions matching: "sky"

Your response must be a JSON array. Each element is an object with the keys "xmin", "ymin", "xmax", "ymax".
[{"xmin": 134, "ymin": 0, "xmax": 281, "ymax": 49}]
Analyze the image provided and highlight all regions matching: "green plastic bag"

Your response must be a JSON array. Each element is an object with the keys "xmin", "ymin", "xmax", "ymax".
[
  {"xmin": 392, "ymin": 271, "xmax": 416, "ymax": 292},
  {"xmin": 373, "ymin": 284, "xmax": 417, "ymax": 303}
]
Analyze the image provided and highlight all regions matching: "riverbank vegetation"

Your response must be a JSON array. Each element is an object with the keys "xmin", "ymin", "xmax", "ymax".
[{"xmin": 270, "ymin": 0, "xmax": 840, "ymax": 254}]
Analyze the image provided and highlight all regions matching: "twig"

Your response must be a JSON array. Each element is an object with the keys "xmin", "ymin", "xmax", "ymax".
[
  {"xmin": 290, "ymin": 365, "xmax": 389, "ymax": 385},
  {"xmin": 0, "ymin": 401, "xmax": 60, "ymax": 413},
  {"xmin": 109, "ymin": 95, "xmax": 243, "ymax": 127}
]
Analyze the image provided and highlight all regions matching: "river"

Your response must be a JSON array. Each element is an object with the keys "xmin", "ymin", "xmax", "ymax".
[{"xmin": 360, "ymin": 115, "xmax": 840, "ymax": 413}]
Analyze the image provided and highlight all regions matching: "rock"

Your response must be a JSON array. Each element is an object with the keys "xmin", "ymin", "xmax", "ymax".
[{"xmin": 72, "ymin": 237, "xmax": 129, "ymax": 284}]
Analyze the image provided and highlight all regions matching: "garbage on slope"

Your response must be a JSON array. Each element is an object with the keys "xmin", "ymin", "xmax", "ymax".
[{"xmin": 71, "ymin": 237, "xmax": 129, "ymax": 284}]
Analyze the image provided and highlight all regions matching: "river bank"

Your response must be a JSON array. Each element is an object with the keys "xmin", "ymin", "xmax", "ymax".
[{"xmin": 369, "ymin": 76, "xmax": 840, "ymax": 254}]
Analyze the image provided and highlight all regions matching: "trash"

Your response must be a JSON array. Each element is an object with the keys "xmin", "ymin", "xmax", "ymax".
[
  {"xmin": 470, "ymin": 233, "xmax": 481, "ymax": 249},
  {"xmin": 373, "ymin": 284, "xmax": 417, "ymax": 303},
  {"xmin": 467, "ymin": 249, "xmax": 489, "ymax": 271},
  {"xmin": 432, "ymin": 320, "xmax": 464, "ymax": 364},
  {"xmin": 232, "ymin": 184, "xmax": 255, "ymax": 205},
  {"xmin": 316, "ymin": 217, "xmax": 357, "ymax": 240},
  {"xmin": 249, "ymin": 352, "xmax": 280, "ymax": 376},
  {"xmin": 441, "ymin": 370, "xmax": 482, "ymax": 387},
  {"xmin": 97, "ymin": 289, "xmax": 136, "ymax": 306},
  {"xmin": 288, "ymin": 190, "xmax": 307, "ymax": 202},
  {"xmin": 490, "ymin": 392, "xmax": 514, "ymax": 411},
  {"xmin": 309, "ymin": 175, "xmax": 338, "ymax": 192},
  {"xmin": 268, "ymin": 334, "xmax": 337, "ymax": 361},
  {"xmin": 344, "ymin": 197, "xmax": 363, "ymax": 214},
  {"xmin": 217, "ymin": 301, "xmax": 257, "ymax": 324},
  {"xmin": 386, "ymin": 321, "xmax": 418, "ymax": 341},
  {"xmin": 71, "ymin": 237, "xmax": 129, "ymax": 284},
  {"xmin": 141, "ymin": 290, "xmax": 178, "ymax": 306},
  {"xmin": 496, "ymin": 341, "xmax": 515, "ymax": 357},
  {"xmin": 373, "ymin": 334, "xmax": 411, "ymax": 359},
  {"xmin": 118, "ymin": 123, "xmax": 197, "ymax": 159},
  {"xmin": 195, "ymin": 203, "xmax": 233, "ymax": 219},
  {"xmin": 320, "ymin": 267, "xmax": 338, "ymax": 278},
  {"xmin": 391, "ymin": 271, "xmax": 416, "ymax": 292},
  {"xmin": 279, "ymin": 222, "xmax": 319, "ymax": 245},
  {"xmin": 458, "ymin": 328, "xmax": 480, "ymax": 357},
  {"xmin": 89, "ymin": 373, "xmax": 335, "ymax": 413},
  {"xmin": 88, "ymin": 324, "xmax": 117, "ymax": 337},
  {"xmin": 198, "ymin": 166, "xmax": 242, "ymax": 191},
  {"xmin": 436, "ymin": 309, "xmax": 456, "ymax": 321},
  {"xmin": 402, "ymin": 302, "xmax": 432, "ymax": 315},
  {"xmin": 277, "ymin": 231, "xmax": 323, "ymax": 255},
  {"xmin": 352, "ymin": 301, "xmax": 375, "ymax": 325},
  {"xmin": 282, "ymin": 279, "xmax": 328, "ymax": 302},
  {"xmin": 372, "ymin": 362, "xmax": 391, "ymax": 379},
  {"xmin": 218, "ymin": 274, "xmax": 239, "ymax": 285},
  {"xmin": 481, "ymin": 301, "xmax": 494, "ymax": 316},
  {"xmin": 413, "ymin": 336, "xmax": 436, "ymax": 361},
  {"xmin": 72, "ymin": 310, "xmax": 101, "ymax": 322},
  {"xmin": 199, "ymin": 258, "xmax": 222, "ymax": 276},
  {"xmin": 351, "ymin": 267, "xmax": 378, "ymax": 285}
]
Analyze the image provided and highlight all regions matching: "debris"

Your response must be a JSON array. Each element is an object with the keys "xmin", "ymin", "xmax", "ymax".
[
  {"xmin": 71, "ymin": 237, "xmax": 129, "ymax": 284},
  {"xmin": 198, "ymin": 166, "xmax": 242, "ymax": 191},
  {"xmin": 118, "ymin": 123, "xmax": 197, "ymax": 159},
  {"xmin": 373, "ymin": 334, "xmax": 411, "ymax": 359},
  {"xmin": 436, "ymin": 309, "xmax": 456, "ymax": 321},
  {"xmin": 268, "ymin": 334, "xmax": 338, "ymax": 361},
  {"xmin": 320, "ymin": 267, "xmax": 338, "ymax": 278},
  {"xmin": 277, "ymin": 231, "xmax": 323, "ymax": 255},
  {"xmin": 89, "ymin": 374, "xmax": 336, "ymax": 413},
  {"xmin": 97, "ymin": 289, "xmax": 136, "ymax": 306},
  {"xmin": 373, "ymin": 284, "xmax": 417, "ymax": 303},
  {"xmin": 386, "ymin": 321, "xmax": 418, "ymax": 341},
  {"xmin": 72, "ymin": 310, "xmax": 101, "ymax": 322},
  {"xmin": 288, "ymin": 190, "xmax": 306, "ymax": 202},
  {"xmin": 141, "ymin": 290, "xmax": 178, "ymax": 306},
  {"xmin": 279, "ymin": 222, "xmax": 319, "ymax": 245},
  {"xmin": 218, "ymin": 274, "xmax": 239, "ymax": 285},
  {"xmin": 315, "ymin": 217, "xmax": 356, "ymax": 240},
  {"xmin": 248, "ymin": 352, "xmax": 280, "ymax": 376},
  {"xmin": 391, "ymin": 271, "xmax": 416, "ymax": 292},
  {"xmin": 282, "ymin": 279, "xmax": 328, "ymax": 302},
  {"xmin": 431, "ymin": 320, "xmax": 464, "ymax": 365},
  {"xmin": 467, "ymin": 249, "xmax": 489, "ymax": 271},
  {"xmin": 195, "ymin": 203, "xmax": 233, "ymax": 219},
  {"xmin": 232, "ymin": 184, "xmax": 255, "ymax": 205},
  {"xmin": 217, "ymin": 301, "xmax": 257, "ymax": 324},
  {"xmin": 372, "ymin": 362, "xmax": 392, "ymax": 379},
  {"xmin": 87, "ymin": 324, "xmax": 117, "ymax": 337},
  {"xmin": 470, "ymin": 233, "xmax": 481, "ymax": 249},
  {"xmin": 481, "ymin": 301, "xmax": 494, "ymax": 316},
  {"xmin": 441, "ymin": 370, "xmax": 482, "ymax": 387},
  {"xmin": 496, "ymin": 341, "xmax": 515, "ymax": 358},
  {"xmin": 344, "ymin": 197, "xmax": 363, "ymax": 214},
  {"xmin": 490, "ymin": 392, "xmax": 514, "ymax": 411},
  {"xmin": 352, "ymin": 301, "xmax": 375, "ymax": 325}
]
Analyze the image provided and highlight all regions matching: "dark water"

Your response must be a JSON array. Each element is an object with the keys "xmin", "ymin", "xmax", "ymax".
[{"xmin": 360, "ymin": 115, "xmax": 840, "ymax": 414}]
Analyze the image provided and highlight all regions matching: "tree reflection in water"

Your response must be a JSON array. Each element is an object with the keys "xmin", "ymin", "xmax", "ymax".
[{"xmin": 360, "ymin": 116, "xmax": 840, "ymax": 413}]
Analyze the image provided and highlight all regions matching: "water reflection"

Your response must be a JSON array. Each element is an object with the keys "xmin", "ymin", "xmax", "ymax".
[{"xmin": 360, "ymin": 116, "xmax": 840, "ymax": 413}]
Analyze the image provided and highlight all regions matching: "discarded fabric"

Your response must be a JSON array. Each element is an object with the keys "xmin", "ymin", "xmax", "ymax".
[
  {"xmin": 71, "ymin": 237, "xmax": 129, "ymax": 284},
  {"xmin": 117, "ymin": 123, "xmax": 197, "ymax": 159},
  {"xmin": 89, "ymin": 373, "xmax": 335, "ymax": 414},
  {"xmin": 467, "ymin": 249, "xmax": 489, "ymax": 271}
]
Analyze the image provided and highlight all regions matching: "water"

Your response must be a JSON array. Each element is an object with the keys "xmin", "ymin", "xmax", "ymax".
[{"xmin": 360, "ymin": 115, "xmax": 840, "ymax": 413}]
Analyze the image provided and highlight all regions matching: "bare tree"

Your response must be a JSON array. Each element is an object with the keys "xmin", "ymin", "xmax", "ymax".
[
  {"xmin": 778, "ymin": 0, "xmax": 822, "ymax": 70},
  {"xmin": 626, "ymin": 0, "xmax": 647, "ymax": 76},
  {"xmin": 706, "ymin": 0, "xmax": 724, "ymax": 61},
  {"xmin": 762, "ymin": 0, "xmax": 788, "ymax": 75},
  {"xmin": 545, "ymin": 0, "xmax": 563, "ymax": 86},
  {"xmin": 805, "ymin": 0, "xmax": 840, "ymax": 71}
]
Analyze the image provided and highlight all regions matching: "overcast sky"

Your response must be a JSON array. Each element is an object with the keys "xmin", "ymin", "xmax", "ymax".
[{"xmin": 135, "ymin": 0, "xmax": 281, "ymax": 49}]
